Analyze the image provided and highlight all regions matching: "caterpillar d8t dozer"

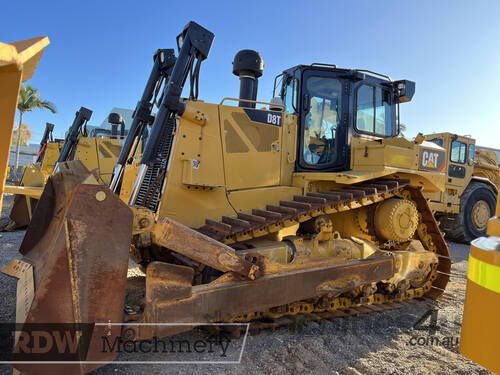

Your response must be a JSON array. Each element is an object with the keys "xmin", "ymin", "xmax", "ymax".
[
  {"xmin": 5, "ymin": 21, "xmax": 451, "ymax": 374},
  {"xmin": 2, "ymin": 108, "xmax": 125, "ymax": 229}
]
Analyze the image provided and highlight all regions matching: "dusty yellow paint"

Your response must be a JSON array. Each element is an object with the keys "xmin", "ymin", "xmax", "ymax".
[
  {"xmin": 0, "ymin": 36, "xmax": 49, "ymax": 214},
  {"xmin": 156, "ymin": 102, "xmax": 234, "ymax": 228},
  {"xmin": 5, "ymin": 135, "xmax": 123, "ymax": 228},
  {"xmin": 280, "ymin": 113, "xmax": 298, "ymax": 186},
  {"xmin": 4, "ymin": 185, "xmax": 43, "ymax": 199},
  {"xmin": 41, "ymin": 142, "xmax": 62, "ymax": 174},
  {"xmin": 74, "ymin": 137, "xmax": 122, "ymax": 184},
  {"xmin": 119, "ymin": 162, "xmax": 140, "ymax": 204},
  {"xmin": 293, "ymin": 168, "xmax": 443, "ymax": 192},
  {"xmin": 12, "ymin": 137, "xmax": 121, "ymax": 193},
  {"xmin": 144, "ymin": 100, "xmax": 447, "ymax": 232},
  {"xmin": 17, "ymin": 165, "xmax": 45, "ymax": 187},
  {"xmin": 350, "ymin": 137, "xmax": 419, "ymax": 170},
  {"xmin": 219, "ymin": 105, "xmax": 282, "ymax": 190},
  {"xmin": 14, "ymin": 142, "xmax": 64, "ymax": 190}
]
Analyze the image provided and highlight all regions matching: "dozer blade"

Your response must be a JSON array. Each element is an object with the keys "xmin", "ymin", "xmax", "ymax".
[
  {"xmin": 5, "ymin": 161, "xmax": 133, "ymax": 375},
  {"xmin": 3, "ymin": 194, "xmax": 38, "ymax": 230},
  {"xmin": 2, "ymin": 184, "xmax": 45, "ymax": 230}
]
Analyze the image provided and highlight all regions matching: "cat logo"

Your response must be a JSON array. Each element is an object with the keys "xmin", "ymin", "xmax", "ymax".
[
  {"xmin": 422, "ymin": 151, "xmax": 438, "ymax": 168},
  {"xmin": 420, "ymin": 149, "xmax": 445, "ymax": 171}
]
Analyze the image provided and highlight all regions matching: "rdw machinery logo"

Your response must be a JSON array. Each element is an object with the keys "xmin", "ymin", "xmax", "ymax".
[{"xmin": 0, "ymin": 323, "xmax": 94, "ymax": 362}]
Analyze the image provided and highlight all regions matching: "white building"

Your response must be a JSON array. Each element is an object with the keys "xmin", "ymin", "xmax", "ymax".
[{"xmin": 98, "ymin": 107, "xmax": 134, "ymax": 130}]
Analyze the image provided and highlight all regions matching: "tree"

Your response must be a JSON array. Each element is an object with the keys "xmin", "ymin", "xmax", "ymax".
[
  {"xmin": 11, "ymin": 123, "xmax": 32, "ymax": 146},
  {"xmin": 14, "ymin": 84, "xmax": 56, "ymax": 178}
]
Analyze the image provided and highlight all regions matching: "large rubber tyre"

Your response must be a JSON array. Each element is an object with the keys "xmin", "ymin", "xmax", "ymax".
[{"xmin": 443, "ymin": 182, "xmax": 497, "ymax": 243}]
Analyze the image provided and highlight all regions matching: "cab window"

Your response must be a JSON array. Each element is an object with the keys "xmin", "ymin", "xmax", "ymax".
[
  {"xmin": 429, "ymin": 138, "xmax": 443, "ymax": 147},
  {"xmin": 468, "ymin": 144, "xmax": 475, "ymax": 164},
  {"xmin": 356, "ymin": 84, "xmax": 393, "ymax": 136},
  {"xmin": 450, "ymin": 140, "xmax": 467, "ymax": 164},
  {"xmin": 303, "ymin": 76, "xmax": 342, "ymax": 165},
  {"xmin": 283, "ymin": 78, "xmax": 297, "ymax": 114}
]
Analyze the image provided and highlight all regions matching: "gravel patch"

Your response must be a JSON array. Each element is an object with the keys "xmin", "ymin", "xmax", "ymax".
[{"xmin": 0, "ymin": 195, "xmax": 492, "ymax": 374}]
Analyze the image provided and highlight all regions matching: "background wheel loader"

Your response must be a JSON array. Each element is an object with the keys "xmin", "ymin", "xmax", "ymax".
[
  {"xmin": 2, "ymin": 108, "xmax": 126, "ymax": 229},
  {"xmin": 3, "ymin": 22, "xmax": 452, "ymax": 374},
  {"xmin": 423, "ymin": 132, "xmax": 499, "ymax": 242}
]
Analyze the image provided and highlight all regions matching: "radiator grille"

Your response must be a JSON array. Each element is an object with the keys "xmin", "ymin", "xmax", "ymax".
[{"xmin": 135, "ymin": 116, "xmax": 176, "ymax": 211}]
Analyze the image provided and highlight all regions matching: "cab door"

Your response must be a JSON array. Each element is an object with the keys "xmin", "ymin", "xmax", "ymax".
[
  {"xmin": 448, "ymin": 138, "xmax": 470, "ymax": 187},
  {"xmin": 296, "ymin": 70, "xmax": 348, "ymax": 172}
]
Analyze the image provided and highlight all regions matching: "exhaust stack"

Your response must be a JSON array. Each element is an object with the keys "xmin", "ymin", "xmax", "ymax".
[
  {"xmin": 232, "ymin": 49, "xmax": 263, "ymax": 108},
  {"xmin": 108, "ymin": 112, "xmax": 125, "ymax": 138}
]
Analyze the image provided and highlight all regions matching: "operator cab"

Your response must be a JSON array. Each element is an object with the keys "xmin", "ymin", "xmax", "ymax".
[{"xmin": 276, "ymin": 64, "xmax": 415, "ymax": 172}]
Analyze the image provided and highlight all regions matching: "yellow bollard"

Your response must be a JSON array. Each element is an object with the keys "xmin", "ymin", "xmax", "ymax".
[{"xmin": 460, "ymin": 197, "xmax": 500, "ymax": 374}]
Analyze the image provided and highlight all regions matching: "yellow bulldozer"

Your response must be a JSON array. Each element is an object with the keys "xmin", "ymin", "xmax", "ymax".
[
  {"xmin": 423, "ymin": 132, "xmax": 499, "ymax": 242},
  {"xmin": 3, "ymin": 22, "xmax": 452, "ymax": 374},
  {"xmin": 2, "ymin": 108, "xmax": 125, "ymax": 229}
]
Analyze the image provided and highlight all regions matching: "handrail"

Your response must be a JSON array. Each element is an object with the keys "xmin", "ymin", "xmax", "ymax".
[
  {"xmin": 355, "ymin": 69, "xmax": 393, "ymax": 82},
  {"xmin": 220, "ymin": 97, "xmax": 285, "ymax": 111}
]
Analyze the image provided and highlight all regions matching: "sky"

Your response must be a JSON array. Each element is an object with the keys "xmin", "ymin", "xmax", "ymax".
[{"xmin": 2, "ymin": 0, "xmax": 500, "ymax": 148}]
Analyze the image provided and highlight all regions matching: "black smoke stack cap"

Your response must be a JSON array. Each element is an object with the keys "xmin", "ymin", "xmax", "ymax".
[{"xmin": 232, "ymin": 50, "xmax": 264, "ymax": 108}]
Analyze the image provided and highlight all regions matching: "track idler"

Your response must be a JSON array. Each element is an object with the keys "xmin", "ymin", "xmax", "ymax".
[{"xmin": 2, "ymin": 161, "xmax": 133, "ymax": 375}]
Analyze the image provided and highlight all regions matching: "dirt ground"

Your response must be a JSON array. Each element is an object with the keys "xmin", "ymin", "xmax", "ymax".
[{"xmin": 0, "ymin": 194, "xmax": 493, "ymax": 375}]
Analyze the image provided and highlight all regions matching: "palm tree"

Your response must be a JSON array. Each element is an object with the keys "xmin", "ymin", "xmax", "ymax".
[{"xmin": 14, "ymin": 84, "xmax": 56, "ymax": 178}]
